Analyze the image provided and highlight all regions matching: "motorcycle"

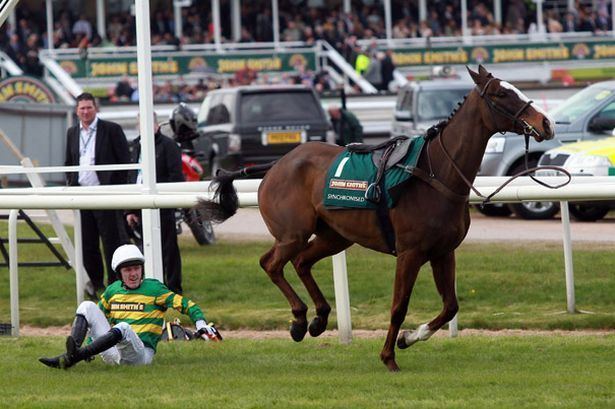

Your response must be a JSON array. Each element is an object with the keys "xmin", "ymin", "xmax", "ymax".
[
  {"xmin": 176, "ymin": 141, "xmax": 215, "ymax": 245},
  {"xmin": 127, "ymin": 120, "xmax": 215, "ymax": 246}
]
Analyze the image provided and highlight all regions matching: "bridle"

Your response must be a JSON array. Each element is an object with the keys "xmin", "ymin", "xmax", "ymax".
[
  {"xmin": 478, "ymin": 77, "xmax": 540, "ymax": 139},
  {"xmin": 420, "ymin": 78, "xmax": 571, "ymax": 204}
]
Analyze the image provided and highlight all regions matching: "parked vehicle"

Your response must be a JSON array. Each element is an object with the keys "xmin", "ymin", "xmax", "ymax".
[
  {"xmin": 194, "ymin": 85, "xmax": 331, "ymax": 175},
  {"xmin": 477, "ymin": 80, "xmax": 615, "ymax": 219},
  {"xmin": 176, "ymin": 143, "xmax": 216, "ymax": 245},
  {"xmin": 537, "ymin": 136, "xmax": 615, "ymax": 221},
  {"xmin": 391, "ymin": 80, "xmax": 474, "ymax": 138},
  {"xmin": 128, "ymin": 104, "xmax": 215, "ymax": 246}
]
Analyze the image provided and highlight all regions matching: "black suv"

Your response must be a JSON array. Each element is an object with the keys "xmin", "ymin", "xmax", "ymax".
[{"xmin": 195, "ymin": 85, "xmax": 331, "ymax": 174}]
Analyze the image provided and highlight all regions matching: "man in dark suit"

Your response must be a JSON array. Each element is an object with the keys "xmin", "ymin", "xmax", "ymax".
[{"xmin": 65, "ymin": 93, "xmax": 130, "ymax": 298}]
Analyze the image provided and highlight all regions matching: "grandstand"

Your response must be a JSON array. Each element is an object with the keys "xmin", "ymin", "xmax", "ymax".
[{"xmin": 0, "ymin": 0, "xmax": 614, "ymax": 104}]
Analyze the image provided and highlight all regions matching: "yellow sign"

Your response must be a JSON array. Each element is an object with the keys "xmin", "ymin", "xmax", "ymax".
[
  {"xmin": 218, "ymin": 57, "xmax": 283, "ymax": 73},
  {"xmin": 0, "ymin": 76, "xmax": 56, "ymax": 104},
  {"xmin": 266, "ymin": 131, "xmax": 302, "ymax": 144},
  {"xmin": 593, "ymin": 44, "xmax": 615, "ymax": 59},
  {"xmin": 392, "ymin": 49, "xmax": 468, "ymax": 66},
  {"xmin": 90, "ymin": 60, "xmax": 180, "ymax": 77}
]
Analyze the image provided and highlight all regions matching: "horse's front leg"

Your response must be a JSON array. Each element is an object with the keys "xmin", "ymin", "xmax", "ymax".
[
  {"xmin": 397, "ymin": 251, "xmax": 458, "ymax": 348},
  {"xmin": 380, "ymin": 250, "xmax": 424, "ymax": 372}
]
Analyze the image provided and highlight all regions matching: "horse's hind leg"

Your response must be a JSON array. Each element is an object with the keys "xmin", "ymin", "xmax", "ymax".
[
  {"xmin": 397, "ymin": 251, "xmax": 458, "ymax": 348},
  {"xmin": 291, "ymin": 229, "xmax": 352, "ymax": 337},
  {"xmin": 260, "ymin": 239, "xmax": 311, "ymax": 342}
]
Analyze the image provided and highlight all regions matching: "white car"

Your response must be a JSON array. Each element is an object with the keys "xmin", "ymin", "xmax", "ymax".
[{"xmin": 538, "ymin": 137, "xmax": 615, "ymax": 221}]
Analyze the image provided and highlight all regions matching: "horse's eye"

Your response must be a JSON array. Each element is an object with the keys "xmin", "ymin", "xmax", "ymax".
[{"xmin": 496, "ymin": 91, "xmax": 507, "ymax": 98}]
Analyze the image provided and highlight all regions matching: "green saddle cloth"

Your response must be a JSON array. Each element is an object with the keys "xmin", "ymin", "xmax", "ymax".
[{"xmin": 323, "ymin": 136, "xmax": 426, "ymax": 209}]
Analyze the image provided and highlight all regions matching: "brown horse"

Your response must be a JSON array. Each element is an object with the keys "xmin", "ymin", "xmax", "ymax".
[{"xmin": 195, "ymin": 65, "xmax": 554, "ymax": 371}]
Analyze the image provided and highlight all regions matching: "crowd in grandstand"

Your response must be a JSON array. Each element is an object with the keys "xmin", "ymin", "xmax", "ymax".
[{"xmin": 0, "ymin": 1, "xmax": 612, "ymax": 100}]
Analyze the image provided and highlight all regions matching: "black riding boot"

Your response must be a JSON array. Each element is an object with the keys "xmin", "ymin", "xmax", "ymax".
[
  {"xmin": 70, "ymin": 314, "xmax": 88, "ymax": 347},
  {"xmin": 64, "ymin": 328, "xmax": 123, "ymax": 368},
  {"xmin": 39, "ymin": 314, "xmax": 90, "ymax": 369},
  {"xmin": 39, "ymin": 354, "xmax": 66, "ymax": 369}
]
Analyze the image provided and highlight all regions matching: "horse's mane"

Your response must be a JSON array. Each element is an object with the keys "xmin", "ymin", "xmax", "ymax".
[{"xmin": 425, "ymin": 94, "xmax": 469, "ymax": 140}]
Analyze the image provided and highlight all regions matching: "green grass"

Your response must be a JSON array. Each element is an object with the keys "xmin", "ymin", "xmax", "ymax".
[
  {"xmin": 0, "ymin": 220, "xmax": 614, "ymax": 330},
  {"xmin": 1, "ymin": 223, "xmax": 614, "ymax": 407},
  {"xmin": 1, "ymin": 335, "xmax": 614, "ymax": 408}
]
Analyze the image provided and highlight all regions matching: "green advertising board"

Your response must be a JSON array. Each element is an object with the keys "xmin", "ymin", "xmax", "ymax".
[
  {"xmin": 390, "ymin": 38, "xmax": 615, "ymax": 67},
  {"xmin": 57, "ymin": 51, "xmax": 317, "ymax": 78}
]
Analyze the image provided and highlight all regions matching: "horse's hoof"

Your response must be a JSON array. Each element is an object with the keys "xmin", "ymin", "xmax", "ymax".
[
  {"xmin": 384, "ymin": 359, "xmax": 400, "ymax": 372},
  {"xmin": 308, "ymin": 316, "xmax": 327, "ymax": 337},
  {"xmin": 290, "ymin": 320, "xmax": 308, "ymax": 342},
  {"xmin": 397, "ymin": 330, "xmax": 418, "ymax": 350}
]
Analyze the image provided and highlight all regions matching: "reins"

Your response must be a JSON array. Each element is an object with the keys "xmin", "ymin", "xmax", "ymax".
[{"xmin": 421, "ymin": 79, "xmax": 571, "ymax": 205}]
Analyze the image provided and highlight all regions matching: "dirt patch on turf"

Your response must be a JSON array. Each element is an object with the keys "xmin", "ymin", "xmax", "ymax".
[{"xmin": 17, "ymin": 326, "xmax": 615, "ymax": 338}]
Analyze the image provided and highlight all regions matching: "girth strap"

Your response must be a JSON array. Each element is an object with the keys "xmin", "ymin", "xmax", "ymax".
[{"xmin": 374, "ymin": 177, "xmax": 397, "ymax": 255}]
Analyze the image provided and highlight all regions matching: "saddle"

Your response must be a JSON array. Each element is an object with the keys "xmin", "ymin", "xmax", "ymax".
[
  {"xmin": 347, "ymin": 136, "xmax": 411, "ymax": 169},
  {"xmin": 347, "ymin": 135, "xmax": 412, "ymax": 203},
  {"xmin": 345, "ymin": 135, "xmax": 415, "ymax": 256}
]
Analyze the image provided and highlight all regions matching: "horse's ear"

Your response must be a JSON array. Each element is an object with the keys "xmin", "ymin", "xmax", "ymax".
[
  {"xmin": 478, "ymin": 64, "xmax": 493, "ymax": 78},
  {"xmin": 466, "ymin": 66, "xmax": 481, "ymax": 84}
]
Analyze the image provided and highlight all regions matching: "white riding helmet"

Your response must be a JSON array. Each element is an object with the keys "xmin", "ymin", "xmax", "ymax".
[{"xmin": 111, "ymin": 244, "xmax": 145, "ymax": 273}]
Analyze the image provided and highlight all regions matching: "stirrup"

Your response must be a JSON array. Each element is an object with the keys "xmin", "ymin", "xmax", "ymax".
[{"xmin": 365, "ymin": 183, "xmax": 381, "ymax": 203}]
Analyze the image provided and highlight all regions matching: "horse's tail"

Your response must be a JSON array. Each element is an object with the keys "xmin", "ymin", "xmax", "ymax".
[{"xmin": 194, "ymin": 162, "xmax": 275, "ymax": 223}]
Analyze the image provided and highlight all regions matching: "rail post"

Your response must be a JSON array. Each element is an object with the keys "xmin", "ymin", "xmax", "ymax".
[{"xmin": 8, "ymin": 209, "xmax": 19, "ymax": 336}]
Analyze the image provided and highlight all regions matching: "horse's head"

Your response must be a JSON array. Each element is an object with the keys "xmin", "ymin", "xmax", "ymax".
[{"xmin": 467, "ymin": 65, "xmax": 554, "ymax": 142}]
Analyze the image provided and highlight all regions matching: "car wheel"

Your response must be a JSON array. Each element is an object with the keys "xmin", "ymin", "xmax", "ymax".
[
  {"xmin": 474, "ymin": 203, "xmax": 512, "ymax": 217},
  {"xmin": 507, "ymin": 161, "xmax": 560, "ymax": 220},
  {"xmin": 568, "ymin": 203, "xmax": 610, "ymax": 222}
]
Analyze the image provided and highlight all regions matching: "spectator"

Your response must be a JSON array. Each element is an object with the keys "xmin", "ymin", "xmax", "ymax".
[
  {"xmin": 151, "ymin": 10, "xmax": 170, "ymax": 36},
  {"xmin": 313, "ymin": 70, "xmax": 334, "ymax": 93},
  {"xmin": 16, "ymin": 18, "xmax": 34, "ymax": 43},
  {"xmin": 107, "ymin": 15, "xmax": 124, "ymax": 40},
  {"xmin": 64, "ymin": 93, "xmax": 130, "ymax": 299},
  {"xmin": 328, "ymin": 105, "xmax": 363, "ymax": 146},
  {"xmin": 255, "ymin": 8, "xmax": 273, "ymax": 42},
  {"xmin": 563, "ymin": 11, "xmax": 578, "ymax": 32},
  {"xmin": 594, "ymin": 10, "xmax": 611, "ymax": 34},
  {"xmin": 392, "ymin": 20, "xmax": 409, "ymax": 38},
  {"xmin": 380, "ymin": 49, "xmax": 396, "ymax": 92},
  {"xmin": 282, "ymin": 20, "xmax": 303, "ymax": 42},
  {"xmin": 39, "ymin": 244, "xmax": 221, "ymax": 369},
  {"xmin": 505, "ymin": 0, "xmax": 527, "ymax": 32},
  {"xmin": 126, "ymin": 111, "xmax": 185, "ymax": 294},
  {"xmin": 418, "ymin": 20, "xmax": 433, "ymax": 38},
  {"xmin": 23, "ymin": 49, "xmax": 43, "ymax": 76},
  {"xmin": 546, "ymin": 10, "xmax": 563, "ymax": 34},
  {"xmin": 114, "ymin": 75, "xmax": 134, "ymax": 101},
  {"xmin": 354, "ymin": 46, "xmax": 370, "ymax": 75},
  {"xmin": 5, "ymin": 33, "xmax": 22, "ymax": 62},
  {"xmin": 72, "ymin": 14, "xmax": 93, "ymax": 41},
  {"xmin": 23, "ymin": 33, "xmax": 43, "ymax": 76},
  {"xmin": 363, "ymin": 50, "xmax": 383, "ymax": 90},
  {"xmin": 577, "ymin": 7, "xmax": 597, "ymax": 32}
]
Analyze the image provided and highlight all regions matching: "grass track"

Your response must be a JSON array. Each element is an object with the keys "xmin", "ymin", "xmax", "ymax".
[
  {"xmin": 2, "ymin": 335, "xmax": 614, "ymax": 408},
  {"xmin": 1, "ymin": 236, "xmax": 613, "ymax": 330},
  {"xmin": 1, "ymin": 225, "xmax": 614, "ymax": 407}
]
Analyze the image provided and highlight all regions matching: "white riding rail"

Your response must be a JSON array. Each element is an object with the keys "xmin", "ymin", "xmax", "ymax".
[{"xmin": 3, "ymin": 170, "xmax": 615, "ymax": 340}]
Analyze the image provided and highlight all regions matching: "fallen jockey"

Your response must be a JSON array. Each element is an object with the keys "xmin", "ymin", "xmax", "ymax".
[{"xmin": 39, "ymin": 244, "xmax": 221, "ymax": 369}]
